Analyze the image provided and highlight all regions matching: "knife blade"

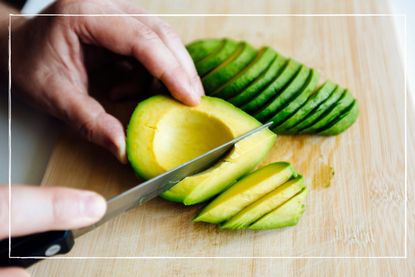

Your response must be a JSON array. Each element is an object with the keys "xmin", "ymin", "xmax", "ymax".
[{"xmin": 0, "ymin": 122, "xmax": 272, "ymax": 267}]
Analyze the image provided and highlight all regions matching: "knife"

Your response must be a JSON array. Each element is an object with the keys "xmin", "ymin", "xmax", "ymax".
[{"xmin": 0, "ymin": 122, "xmax": 272, "ymax": 268}]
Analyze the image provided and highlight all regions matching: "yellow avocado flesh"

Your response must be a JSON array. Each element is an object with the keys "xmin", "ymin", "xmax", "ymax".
[
  {"xmin": 126, "ymin": 95, "xmax": 276, "ymax": 205},
  {"xmin": 249, "ymin": 187, "xmax": 308, "ymax": 230},
  {"xmin": 222, "ymin": 176, "xmax": 305, "ymax": 229},
  {"xmin": 194, "ymin": 162, "xmax": 295, "ymax": 224}
]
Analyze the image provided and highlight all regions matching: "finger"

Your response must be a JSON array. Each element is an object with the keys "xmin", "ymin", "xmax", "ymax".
[
  {"xmin": 0, "ymin": 186, "xmax": 106, "ymax": 239},
  {"xmin": 115, "ymin": 1, "xmax": 204, "ymax": 98},
  {"xmin": 74, "ymin": 15, "xmax": 200, "ymax": 105},
  {"xmin": 0, "ymin": 268, "xmax": 30, "ymax": 277},
  {"xmin": 49, "ymin": 77, "xmax": 127, "ymax": 163}
]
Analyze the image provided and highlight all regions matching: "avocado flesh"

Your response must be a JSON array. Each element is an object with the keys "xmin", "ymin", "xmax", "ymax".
[
  {"xmin": 194, "ymin": 162, "xmax": 295, "ymax": 224},
  {"xmin": 319, "ymin": 100, "xmax": 359, "ymax": 135},
  {"xmin": 222, "ymin": 176, "xmax": 304, "ymax": 229},
  {"xmin": 126, "ymin": 95, "xmax": 276, "ymax": 204},
  {"xmin": 228, "ymin": 54, "xmax": 287, "ymax": 107},
  {"xmin": 274, "ymin": 81, "xmax": 336, "ymax": 133},
  {"xmin": 242, "ymin": 59, "xmax": 301, "ymax": 114},
  {"xmin": 186, "ymin": 39, "xmax": 223, "ymax": 63},
  {"xmin": 300, "ymin": 89, "xmax": 354, "ymax": 134},
  {"xmin": 195, "ymin": 39, "xmax": 239, "ymax": 76},
  {"xmin": 270, "ymin": 69, "xmax": 320, "ymax": 129},
  {"xmin": 202, "ymin": 42, "xmax": 257, "ymax": 94},
  {"xmin": 288, "ymin": 85, "xmax": 344, "ymax": 133},
  {"xmin": 254, "ymin": 65, "xmax": 310, "ymax": 122},
  {"xmin": 211, "ymin": 47, "xmax": 277, "ymax": 99},
  {"xmin": 249, "ymin": 187, "xmax": 308, "ymax": 230}
]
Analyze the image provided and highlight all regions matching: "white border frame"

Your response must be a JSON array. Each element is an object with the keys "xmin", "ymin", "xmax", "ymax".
[{"xmin": 7, "ymin": 13, "xmax": 408, "ymax": 260}]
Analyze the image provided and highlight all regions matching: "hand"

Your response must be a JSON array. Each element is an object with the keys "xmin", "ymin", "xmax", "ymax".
[
  {"xmin": 0, "ymin": 185, "xmax": 106, "ymax": 276},
  {"xmin": 2, "ymin": 0, "xmax": 204, "ymax": 163}
]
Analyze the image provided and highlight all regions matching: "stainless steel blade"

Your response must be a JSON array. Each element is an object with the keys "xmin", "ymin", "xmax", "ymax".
[{"xmin": 72, "ymin": 121, "xmax": 273, "ymax": 238}]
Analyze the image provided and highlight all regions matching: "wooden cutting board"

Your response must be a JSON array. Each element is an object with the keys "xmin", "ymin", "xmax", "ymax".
[{"xmin": 30, "ymin": 0, "xmax": 414, "ymax": 276}]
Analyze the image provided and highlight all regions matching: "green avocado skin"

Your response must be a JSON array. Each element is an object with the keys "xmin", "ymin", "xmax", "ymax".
[
  {"xmin": 242, "ymin": 59, "xmax": 301, "ymax": 114},
  {"xmin": 202, "ymin": 42, "xmax": 257, "ymax": 94},
  {"xmin": 187, "ymin": 38, "xmax": 359, "ymax": 136},
  {"xmin": 212, "ymin": 47, "xmax": 277, "ymax": 99},
  {"xmin": 195, "ymin": 39, "xmax": 239, "ymax": 76},
  {"xmin": 273, "ymin": 81, "xmax": 336, "ymax": 133},
  {"xmin": 228, "ymin": 54, "xmax": 287, "ymax": 107},
  {"xmin": 186, "ymin": 39, "xmax": 223, "ymax": 63},
  {"xmin": 254, "ymin": 65, "xmax": 310, "ymax": 122}
]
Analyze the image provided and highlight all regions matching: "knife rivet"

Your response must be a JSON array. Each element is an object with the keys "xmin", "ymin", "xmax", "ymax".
[{"xmin": 45, "ymin": 244, "xmax": 61, "ymax": 256}]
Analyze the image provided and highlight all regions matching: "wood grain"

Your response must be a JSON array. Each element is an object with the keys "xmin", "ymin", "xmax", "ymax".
[{"xmin": 29, "ymin": 0, "xmax": 414, "ymax": 276}]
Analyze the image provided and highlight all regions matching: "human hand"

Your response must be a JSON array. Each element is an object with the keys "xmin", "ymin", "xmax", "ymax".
[
  {"xmin": 2, "ymin": 0, "xmax": 204, "ymax": 163},
  {"xmin": 0, "ymin": 185, "xmax": 106, "ymax": 277}
]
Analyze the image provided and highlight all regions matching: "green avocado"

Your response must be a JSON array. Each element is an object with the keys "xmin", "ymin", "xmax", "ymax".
[
  {"xmin": 241, "ymin": 59, "xmax": 301, "ymax": 114},
  {"xmin": 269, "ymin": 69, "xmax": 320, "ymax": 129},
  {"xmin": 318, "ymin": 100, "xmax": 359, "ymax": 135},
  {"xmin": 221, "ymin": 176, "xmax": 305, "ymax": 229},
  {"xmin": 228, "ymin": 54, "xmax": 287, "ymax": 107},
  {"xmin": 254, "ymin": 65, "xmax": 310, "ymax": 122},
  {"xmin": 186, "ymin": 39, "xmax": 223, "ymax": 63},
  {"xmin": 126, "ymin": 95, "xmax": 276, "ymax": 205},
  {"xmin": 249, "ymin": 187, "xmax": 308, "ymax": 230},
  {"xmin": 288, "ymin": 85, "xmax": 344, "ymax": 133},
  {"xmin": 194, "ymin": 162, "xmax": 295, "ymax": 224},
  {"xmin": 202, "ymin": 42, "xmax": 257, "ymax": 94},
  {"xmin": 211, "ymin": 47, "xmax": 277, "ymax": 99},
  {"xmin": 195, "ymin": 39, "xmax": 239, "ymax": 76},
  {"xmin": 273, "ymin": 81, "xmax": 337, "ymax": 133},
  {"xmin": 300, "ymin": 89, "xmax": 354, "ymax": 134}
]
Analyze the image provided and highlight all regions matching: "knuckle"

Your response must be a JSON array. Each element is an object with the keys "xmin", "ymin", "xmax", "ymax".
[
  {"xmin": 50, "ymin": 192, "xmax": 68, "ymax": 226},
  {"xmin": 135, "ymin": 24, "xmax": 159, "ymax": 41},
  {"xmin": 159, "ymin": 63, "xmax": 182, "ymax": 81},
  {"xmin": 158, "ymin": 22, "xmax": 179, "ymax": 40}
]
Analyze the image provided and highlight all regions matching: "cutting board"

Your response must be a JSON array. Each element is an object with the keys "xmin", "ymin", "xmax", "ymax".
[{"xmin": 30, "ymin": 0, "xmax": 414, "ymax": 276}]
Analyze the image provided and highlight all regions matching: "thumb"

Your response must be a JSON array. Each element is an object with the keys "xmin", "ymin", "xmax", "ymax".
[{"xmin": 56, "ymin": 82, "xmax": 127, "ymax": 163}]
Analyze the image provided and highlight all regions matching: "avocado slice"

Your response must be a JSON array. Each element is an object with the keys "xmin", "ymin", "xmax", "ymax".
[
  {"xmin": 186, "ymin": 39, "xmax": 223, "ymax": 63},
  {"xmin": 288, "ymin": 85, "xmax": 344, "ymax": 133},
  {"xmin": 300, "ymin": 89, "xmax": 354, "ymax": 134},
  {"xmin": 194, "ymin": 162, "xmax": 295, "ymax": 224},
  {"xmin": 318, "ymin": 100, "xmax": 359, "ymax": 135},
  {"xmin": 269, "ymin": 69, "xmax": 320, "ymax": 129},
  {"xmin": 241, "ymin": 59, "xmax": 301, "ymax": 114},
  {"xmin": 202, "ymin": 42, "xmax": 257, "ymax": 94},
  {"xmin": 222, "ymin": 176, "xmax": 305, "ymax": 229},
  {"xmin": 126, "ymin": 95, "xmax": 276, "ymax": 205},
  {"xmin": 273, "ymin": 81, "xmax": 337, "ymax": 133},
  {"xmin": 249, "ymin": 187, "xmax": 308, "ymax": 230},
  {"xmin": 254, "ymin": 65, "xmax": 310, "ymax": 122},
  {"xmin": 195, "ymin": 39, "xmax": 239, "ymax": 76},
  {"xmin": 211, "ymin": 47, "xmax": 277, "ymax": 99},
  {"xmin": 228, "ymin": 54, "xmax": 287, "ymax": 107}
]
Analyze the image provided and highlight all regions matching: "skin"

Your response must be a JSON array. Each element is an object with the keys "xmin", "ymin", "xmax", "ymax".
[{"xmin": 0, "ymin": 1, "xmax": 204, "ymax": 275}]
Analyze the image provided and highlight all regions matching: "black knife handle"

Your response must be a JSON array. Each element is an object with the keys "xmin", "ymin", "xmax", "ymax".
[{"xmin": 0, "ymin": 230, "xmax": 74, "ymax": 268}]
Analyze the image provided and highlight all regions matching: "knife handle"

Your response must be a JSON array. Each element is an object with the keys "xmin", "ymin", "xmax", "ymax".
[{"xmin": 0, "ymin": 230, "xmax": 74, "ymax": 268}]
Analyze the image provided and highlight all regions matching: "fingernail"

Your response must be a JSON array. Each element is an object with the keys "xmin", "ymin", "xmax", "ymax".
[{"xmin": 82, "ymin": 193, "xmax": 107, "ymax": 220}]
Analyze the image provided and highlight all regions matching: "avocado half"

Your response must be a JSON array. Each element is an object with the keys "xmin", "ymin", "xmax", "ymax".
[{"xmin": 126, "ymin": 95, "xmax": 277, "ymax": 205}]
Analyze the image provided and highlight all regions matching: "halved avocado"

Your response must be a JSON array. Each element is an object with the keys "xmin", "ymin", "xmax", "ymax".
[
  {"xmin": 241, "ymin": 59, "xmax": 301, "ymax": 114},
  {"xmin": 202, "ymin": 42, "xmax": 257, "ymax": 94},
  {"xmin": 249, "ymin": 187, "xmax": 308, "ymax": 230},
  {"xmin": 211, "ymin": 47, "xmax": 277, "ymax": 99},
  {"xmin": 318, "ymin": 100, "xmax": 359, "ymax": 135},
  {"xmin": 228, "ymin": 54, "xmax": 287, "ymax": 107},
  {"xmin": 269, "ymin": 69, "xmax": 320, "ymax": 128},
  {"xmin": 254, "ymin": 65, "xmax": 310, "ymax": 122},
  {"xmin": 186, "ymin": 39, "xmax": 223, "ymax": 63},
  {"xmin": 288, "ymin": 85, "xmax": 344, "ymax": 133},
  {"xmin": 194, "ymin": 162, "xmax": 295, "ymax": 224},
  {"xmin": 300, "ymin": 89, "xmax": 354, "ymax": 134},
  {"xmin": 273, "ymin": 81, "xmax": 336, "ymax": 133},
  {"xmin": 195, "ymin": 39, "xmax": 239, "ymax": 76},
  {"xmin": 222, "ymin": 176, "xmax": 305, "ymax": 229},
  {"xmin": 126, "ymin": 95, "xmax": 276, "ymax": 205}
]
